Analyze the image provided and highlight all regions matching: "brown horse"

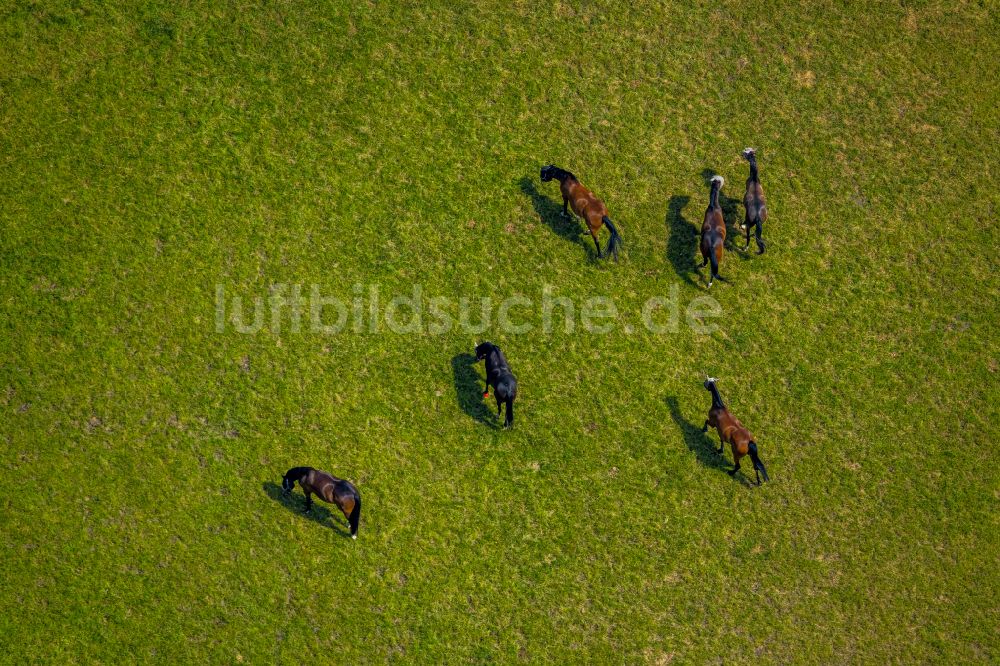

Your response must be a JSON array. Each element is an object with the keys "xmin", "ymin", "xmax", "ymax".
[
  {"xmin": 699, "ymin": 175, "xmax": 726, "ymax": 287},
  {"xmin": 282, "ymin": 467, "xmax": 362, "ymax": 538},
  {"xmin": 701, "ymin": 378, "xmax": 770, "ymax": 485},
  {"xmin": 741, "ymin": 148, "xmax": 767, "ymax": 254},
  {"xmin": 540, "ymin": 165, "xmax": 621, "ymax": 260}
]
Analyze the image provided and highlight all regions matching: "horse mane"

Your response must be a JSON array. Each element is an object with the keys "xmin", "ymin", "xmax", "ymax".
[
  {"xmin": 708, "ymin": 176, "xmax": 724, "ymax": 209},
  {"xmin": 706, "ymin": 381, "xmax": 726, "ymax": 409},
  {"xmin": 284, "ymin": 466, "xmax": 313, "ymax": 481},
  {"xmin": 547, "ymin": 165, "xmax": 576, "ymax": 182}
]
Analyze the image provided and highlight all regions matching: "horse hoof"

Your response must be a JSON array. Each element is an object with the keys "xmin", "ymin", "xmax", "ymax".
[{"xmin": 352, "ymin": 535, "xmax": 357, "ymax": 540}]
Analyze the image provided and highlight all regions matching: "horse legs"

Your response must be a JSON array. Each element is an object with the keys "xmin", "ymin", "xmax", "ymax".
[
  {"xmin": 562, "ymin": 196, "xmax": 569, "ymax": 216},
  {"xmin": 702, "ymin": 419, "xmax": 709, "ymax": 433},
  {"xmin": 729, "ymin": 456, "xmax": 741, "ymax": 477},
  {"xmin": 303, "ymin": 490, "xmax": 313, "ymax": 513},
  {"xmin": 592, "ymin": 232, "xmax": 602, "ymax": 258},
  {"xmin": 743, "ymin": 217, "xmax": 752, "ymax": 251}
]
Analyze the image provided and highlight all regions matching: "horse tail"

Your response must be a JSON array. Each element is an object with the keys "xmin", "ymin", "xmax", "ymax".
[
  {"xmin": 754, "ymin": 217, "xmax": 766, "ymax": 254},
  {"xmin": 348, "ymin": 494, "xmax": 361, "ymax": 538},
  {"xmin": 602, "ymin": 216, "xmax": 621, "ymax": 261},
  {"xmin": 504, "ymin": 396, "xmax": 515, "ymax": 428},
  {"xmin": 748, "ymin": 442, "xmax": 770, "ymax": 482},
  {"xmin": 708, "ymin": 241, "xmax": 720, "ymax": 285}
]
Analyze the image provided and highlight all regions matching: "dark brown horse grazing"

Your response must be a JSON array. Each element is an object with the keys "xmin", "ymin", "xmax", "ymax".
[
  {"xmin": 741, "ymin": 148, "xmax": 767, "ymax": 254},
  {"xmin": 701, "ymin": 378, "xmax": 770, "ymax": 485},
  {"xmin": 282, "ymin": 467, "xmax": 362, "ymax": 538},
  {"xmin": 699, "ymin": 175, "xmax": 726, "ymax": 287},
  {"xmin": 540, "ymin": 165, "xmax": 622, "ymax": 260}
]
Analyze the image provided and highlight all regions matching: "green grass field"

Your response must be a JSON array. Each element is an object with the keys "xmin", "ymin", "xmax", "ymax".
[{"xmin": 2, "ymin": 0, "xmax": 998, "ymax": 662}]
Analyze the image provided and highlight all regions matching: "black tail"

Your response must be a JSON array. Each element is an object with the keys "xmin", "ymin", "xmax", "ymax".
[
  {"xmin": 708, "ymin": 243, "xmax": 720, "ymax": 285},
  {"xmin": 504, "ymin": 396, "xmax": 514, "ymax": 428},
  {"xmin": 754, "ymin": 218, "xmax": 766, "ymax": 254},
  {"xmin": 348, "ymin": 495, "xmax": 361, "ymax": 537},
  {"xmin": 602, "ymin": 216, "xmax": 621, "ymax": 261},
  {"xmin": 748, "ymin": 442, "xmax": 769, "ymax": 483}
]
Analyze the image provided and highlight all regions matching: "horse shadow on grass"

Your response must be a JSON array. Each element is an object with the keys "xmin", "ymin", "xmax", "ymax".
[
  {"xmin": 451, "ymin": 353, "xmax": 498, "ymax": 428},
  {"xmin": 665, "ymin": 396, "xmax": 751, "ymax": 486},
  {"xmin": 518, "ymin": 177, "xmax": 597, "ymax": 261},
  {"xmin": 700, "ymin": 168, "xmax": 752, "ymax": 260},
  {"xmin": 262, "ymin": 481, "xmax": 353, "ymax": 537},
  {"xmin": 664, "ymin": 195, "xmax": 698, "ymax": 285}
]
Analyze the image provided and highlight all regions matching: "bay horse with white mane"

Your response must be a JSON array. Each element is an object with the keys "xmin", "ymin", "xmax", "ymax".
[
  {"xmin": 282, "ymin": 467, "xmax": 362, "ymax": 538},
  {"xmin": 698, "ymin": 175, "xmax": 726, "ymax": 287},
  {"xmin": 741, "ymin": 148, "xmax": 767, "ymax": 254},
  {"xmin": 701, "ymin": 378, "xmax": 770, "ymax": 485},
  {"xmin": 540, "ymin": 165, "xmax": 622, "ymax": 260}
]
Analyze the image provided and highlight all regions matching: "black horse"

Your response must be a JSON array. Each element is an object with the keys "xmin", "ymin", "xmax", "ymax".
[
  {"xmin": 474, "ymin": 341, "xmax": 518, "ymax": 428},
  {"xmin": 282, "ymin": 467, "xmax": 362, "ymax": 538}
]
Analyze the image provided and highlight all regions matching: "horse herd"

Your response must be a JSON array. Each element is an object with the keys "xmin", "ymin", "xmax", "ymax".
[{"xmin": 281, "ymin": 148, "xmax": 772, "ymax": 539}]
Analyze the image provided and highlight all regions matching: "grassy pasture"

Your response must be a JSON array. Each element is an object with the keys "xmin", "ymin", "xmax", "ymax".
[{"xmin": 1, "ymin": 0, "xmax": 998, "ymax": 662}]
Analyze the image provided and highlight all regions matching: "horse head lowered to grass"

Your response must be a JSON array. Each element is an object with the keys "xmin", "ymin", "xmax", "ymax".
[
  {"xmin": 282, "ymin": 467, "xmax": 362, "ymax": 538},
  {"xmin": 540, "ymin": 164, "xmax": 622, "ymax": 261}
]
